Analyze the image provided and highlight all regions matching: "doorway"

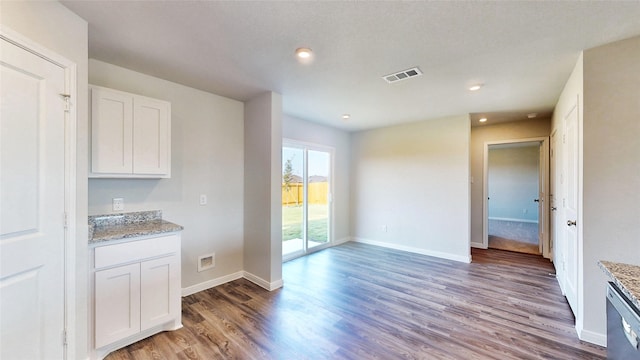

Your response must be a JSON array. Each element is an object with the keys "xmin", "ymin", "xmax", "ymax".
[
  {"xmin": 483, "ymin": 137, "xmax": 550, "ymax": 257},
  {"xmin": 282, "ymin": 141, "xmax": 333, "ymax": 261}
]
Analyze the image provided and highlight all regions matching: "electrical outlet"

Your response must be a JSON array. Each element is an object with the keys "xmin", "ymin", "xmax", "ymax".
[
  {"xmin": 112, "ymin": 198, "xmax": 124, "ymax": 211},
  {"xmin": 197, "ymin": 253, "xmax": 215, "ymax": 272},
  {"xmin": 199, "ymin": 194, "xmax": 207, "ymax": 206}
]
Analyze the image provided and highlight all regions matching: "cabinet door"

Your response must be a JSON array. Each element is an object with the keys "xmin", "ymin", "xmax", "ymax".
[
  {"xmin": 95, "ymin": 263, "xmax": 141, "ymax": 348},
  {"xmin": 133, "ymin": 97, "xmax": 170, "ymax": 176},
  {"xmin": 140, "ymin": 255, "xmax": 180, "ymax": 330},
  {"xmin": 91, "ymin": 87, "xmax": 133, "ymax": 174}
]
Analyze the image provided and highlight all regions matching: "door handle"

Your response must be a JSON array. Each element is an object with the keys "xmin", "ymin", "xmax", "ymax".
[
  {"xmin": 567, "ymin": 220, "xmax": 577, "ymax": 227},
  {"xmin": 534, "ymin": 199, "xmax": 540, "ymax": 203},
  {"xmin": 551, "ymin": 207, "xmax": 557, "ymax": 211}
]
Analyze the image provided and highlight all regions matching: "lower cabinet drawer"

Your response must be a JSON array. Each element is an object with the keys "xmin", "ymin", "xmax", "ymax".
[{"xmin": 95, "ymin": 234, "xmax": 178, "ymax": 269}]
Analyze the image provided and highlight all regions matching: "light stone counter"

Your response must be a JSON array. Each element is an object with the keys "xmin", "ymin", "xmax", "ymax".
[
  {"xmin": 599, "ymin": 260, "xmax": 640, "ymax": 310},
  {"xmin": 89, "ymin": 210, "xmax": 183, "ymax": 245}
]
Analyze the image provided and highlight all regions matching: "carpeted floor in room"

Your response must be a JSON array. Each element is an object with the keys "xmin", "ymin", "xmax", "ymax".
[{"xmin": 488, "ymin": 219, "xmax": 540, "ymax": 255}]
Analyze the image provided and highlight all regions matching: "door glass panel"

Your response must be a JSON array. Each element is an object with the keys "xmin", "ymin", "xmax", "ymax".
[
  {"xmin": 307, "ymin": 150, "xmax": 330, "ymax": 249},
  {"xmin": 282, "ymin": 147, "xmax": 304, "ymax": 256}
]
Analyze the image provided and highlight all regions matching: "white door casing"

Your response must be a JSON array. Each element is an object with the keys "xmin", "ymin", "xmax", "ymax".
[
  {"xmin": 482, "ymin": 137, "xmax": 550, "ymax": 256},
  {"xmin": 550, "ymin": 130, "xmax": 565, "ymax": 294},
  {"xmin": 0, "ymin": 35, "xmax": 70, "ymax": 359},
  {"xmin": 563, "ymin": 99, "xmax": 580, "ymax": 316}
]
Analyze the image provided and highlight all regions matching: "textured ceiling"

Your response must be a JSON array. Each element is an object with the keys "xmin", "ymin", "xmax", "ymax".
[{"xmin": 61, "ymin": 1, "xmax": 640, "ymax": 131}]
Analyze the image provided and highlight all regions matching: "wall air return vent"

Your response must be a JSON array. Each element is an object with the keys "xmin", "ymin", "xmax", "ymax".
[{"xmin": 382, "ymin": 67, "xmax": 423, "ymax": 84}]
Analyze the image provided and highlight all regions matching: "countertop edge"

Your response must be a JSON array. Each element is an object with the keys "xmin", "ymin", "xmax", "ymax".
[
  {"xmin": 599, "ymin": 260, "xmax": 640, "ymax": 311},
  {"xmin": 89, "ymin": 219, "xmax": 183, "ymax": 245}
]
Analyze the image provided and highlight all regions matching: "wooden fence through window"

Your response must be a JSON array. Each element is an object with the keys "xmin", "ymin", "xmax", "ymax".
[{"xmin": 282, "ymin": 182, "xmax": 328, "ymax": 205}]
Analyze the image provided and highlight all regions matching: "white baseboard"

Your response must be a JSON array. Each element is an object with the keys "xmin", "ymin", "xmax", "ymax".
[
  {"xmin": 352, "ymin": 237, "xmax": 471, "ymax": 263},
  {"xmin": 182, "ymin": 238, "xmax": 354, "ymax": 296},
  {"xmin": 183, "ymin": 235, "xmax": 473, "ymax": 296},
  {"xmin": 243, "ymin": 271, "xmax": 283, "ymax": 291},
  {"xmin": 181, "ymin": 271, "xmax": 244, "ymax": 297},
  {"xmin": 488, "ymin": 217, "xmax": 538, "ymax": 224},
  {"xmin": 470, "ymin": 241, "xmax": 487, "ymax": 249},
  {"xmin": 334, "ymin": 236, "xmax": 351, "ymax": 245},
  {"xmin": 182, "ymin": 270, "xmax": 284, "ymax": 297},
  {"xmin": 577, "ymin": 325, "xmax": 606, "ymax": 347}
]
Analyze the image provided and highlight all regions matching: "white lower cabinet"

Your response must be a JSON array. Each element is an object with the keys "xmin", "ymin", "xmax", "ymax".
[
  {"xmin": 140, "ymin": 255, "xmax": 180, "ymax": 330},
  {"xmin": 95, "ymin": 263, "xmax": 141, "ymax": 348},
  {"xmin": 92, "ymin": 234, "xmax": 181, "ymax": 359}
]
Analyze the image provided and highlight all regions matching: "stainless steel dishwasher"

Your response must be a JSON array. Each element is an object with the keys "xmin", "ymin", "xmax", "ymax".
[{"xmin": 607, "ymin": 282, "xmax": 640, "ymax": 359}]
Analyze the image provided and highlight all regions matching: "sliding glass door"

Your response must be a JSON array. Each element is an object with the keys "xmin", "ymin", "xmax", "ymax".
[{"xmin": 282, "ymin": 142, "xmax": 332, "ymax": 260}]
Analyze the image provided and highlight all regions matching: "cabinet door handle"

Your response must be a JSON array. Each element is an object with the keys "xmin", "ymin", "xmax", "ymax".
[
  {"xmin": 567, "ymin": 220, "xmax": 577, "ymax": 226},
  {"xmin": 551, "ymin": 207, "xmax": 557, "ymax": 211}
]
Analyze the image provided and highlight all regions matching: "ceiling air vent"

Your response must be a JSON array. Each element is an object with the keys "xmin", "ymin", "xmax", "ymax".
[{"xmin": 382, "ymin": 67, "xmax": 423, "ymax": 84}]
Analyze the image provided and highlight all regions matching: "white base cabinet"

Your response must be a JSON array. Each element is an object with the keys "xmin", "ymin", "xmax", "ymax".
[{"xmin": 91, "ymin": 234, "xmax": 182, "ymax": 359}]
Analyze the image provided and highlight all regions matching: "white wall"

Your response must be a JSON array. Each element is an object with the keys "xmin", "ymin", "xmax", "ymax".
[
  {"xmin": 350, "ymin": 115, "xmax": 471, "ymax": 262},
  {"xmin": 1, "ymin": 2, "xmax": 89, "ymax": 358},
  {"xmin": 470, "ymin": 119, "xmax": 551, "ymax": 247},
  {"xmin": 243, "ymin": 92, "xmax": 283, "ymax": 289},
  {"xmin": 88, "ymin": 59, "xmax": 246, "ymax": 292},
  {"xmin": 282, "ymin": 115, "xmax": 351, "ymax": 243},
  {"xmin": 488, "ymin": 145, "xmax": 539, "ymax": 222},
  {"xmin": 582, "ymin": 35, "xmax": 640, "ymax": 341}
]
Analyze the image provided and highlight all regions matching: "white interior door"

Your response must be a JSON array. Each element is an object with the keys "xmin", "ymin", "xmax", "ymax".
[
  {"xmin": 563, "ymin": 101, "xmax": 579, "ymax": 316},
  {"xmin": 1, "ymin": 38, "xmax": 67, "ymax": 358}
]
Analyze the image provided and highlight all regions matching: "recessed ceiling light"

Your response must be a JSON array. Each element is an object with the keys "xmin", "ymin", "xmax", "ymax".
[
  {"xmin": 295, "ymin": 47, "xmax": 313, "ymax": 59},
  {"xmin": 469, "ymin": 84, "xmax": 483, "ymax": 91},
  {"xmin": 527, "ymin": 113, "xmax": 538, "ymax": 119},
  {"xmin": 479, "ymin": 117, "xmax": 487, "ymax": 123},
  {"xmin": 342, "ymin": 114, "xmax": 351, "ymax": 120}
]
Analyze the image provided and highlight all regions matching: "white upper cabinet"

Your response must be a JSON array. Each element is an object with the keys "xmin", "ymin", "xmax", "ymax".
[{"xmin": 90, "ymin": 85, "xmax": 171, "ymax": 178}]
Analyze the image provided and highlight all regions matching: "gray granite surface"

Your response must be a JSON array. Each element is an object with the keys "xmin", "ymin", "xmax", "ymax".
[
  {"xmin": 599, "ymin": 260, "xmax": 640, "ymax": 310},
  {"xmin": 89, "ymin": 210, "xmax": 183, "ymax": 244}
]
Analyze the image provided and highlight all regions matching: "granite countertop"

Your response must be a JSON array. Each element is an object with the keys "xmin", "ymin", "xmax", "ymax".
[
  {"xmin": 89, "ymin": 210, "xmax": 183, "ymax": 245},
  {"xmin": 599, "ymin": 260, "xmax": 640, "ymax": 310}
]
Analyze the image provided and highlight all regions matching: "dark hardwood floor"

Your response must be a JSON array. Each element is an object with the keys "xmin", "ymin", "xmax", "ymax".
[{"xmin": 106, "ymin": 242, "xmax": 605, "ymax": 360}]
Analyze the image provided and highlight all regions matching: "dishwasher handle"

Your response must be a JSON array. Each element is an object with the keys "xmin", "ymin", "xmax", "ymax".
[{"xmin": 622, "ymin": 317, "xmax": 639, "ymax": 349}]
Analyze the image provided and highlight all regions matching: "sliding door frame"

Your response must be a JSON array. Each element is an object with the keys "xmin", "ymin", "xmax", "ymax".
[{"xmin": 282, "ymin": 139, "xmax": 335, "ymax": 262}]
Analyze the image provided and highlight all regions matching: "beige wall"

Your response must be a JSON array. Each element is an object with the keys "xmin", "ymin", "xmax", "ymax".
[
  {"xmin": 470, "ymin": 119, "xmax": 551, "ymax": 246},
  {"xmin": 1, "ymin": 1, "xmax": 89, "ymax": 358},
  {"xmin": 350, "ymin": 115, "xmax": 471, "ymax": 262},
  {"xmin": 243, "ymin": 92, "xmax": 283, "ymax": 288},
  {"xmin": 582, "ymin": 35, "xmax": 640, "ymax": 340},
  {"xmin": 88, "ymin": 59, "xmax": 246, "ymax": 292},
  {"xmin": 283, "ymin": 115, "xmax": 351, "ymax": 243}
]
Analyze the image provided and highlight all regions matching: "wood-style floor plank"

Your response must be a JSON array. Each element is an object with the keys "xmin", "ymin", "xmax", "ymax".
[{"xmin": 106, "ymin": 242, "xmax": 605, "ymax": 359}]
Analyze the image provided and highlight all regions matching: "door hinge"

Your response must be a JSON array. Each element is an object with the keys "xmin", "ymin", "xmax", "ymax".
[
  {"xmin": 62, "ymin": 329, "xmax": 68, "ymax": 346},
  {"xmin": 60, "ymin": 94, "xmax": 71, "ymax": 111},
  {"xmin": 63, "ymin": 212, "xmax": 68, "ymax": 229}
]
